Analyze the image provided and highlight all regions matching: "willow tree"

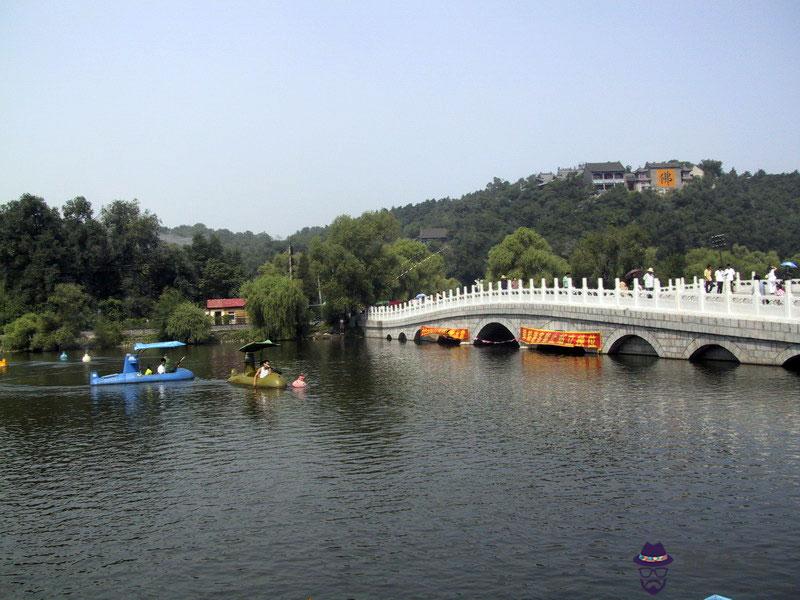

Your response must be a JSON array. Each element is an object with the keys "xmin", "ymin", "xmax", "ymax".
[
  {"xmin": 242, "ymin": 274, "xmax": 308, "ymax": 340},
  {"xmin": 165, "ymin": 302, "xmax": 212, "ymax": 344},
  {"xmin": 386, "ymin": 238, "xmax": 459, "ymax": 300},
  {"xmin": 485, "ymin": 227, "xmax": 568, "ymax": 282}
]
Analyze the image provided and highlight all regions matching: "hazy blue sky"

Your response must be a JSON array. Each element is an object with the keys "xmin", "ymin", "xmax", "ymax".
[{"xmin": 2, "ymin": 1, "xmax": 798, "ymax": 237}]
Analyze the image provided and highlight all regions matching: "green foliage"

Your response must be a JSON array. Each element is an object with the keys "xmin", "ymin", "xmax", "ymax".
[
  {"xmin": 683, "ymin": 245, "xmax": 780, "ymax": 280},
  {"xmin": 100, "ymin": 200, "xmax": 163, "ymax": 310},
  {"xmin": 486, "ymin": 227, "xmax": 569, "ymax": 282},
  {"xmin": 309, "ymin": 211, "xmax": 401, "ymax": 317},
  {"xmin": 389, "ymin": 167, "xmax": 800, "ymax": 284},
  {"xmin": 386, "ymin": 238, "xmax": 458, "ymax": 300},
  {"xmin": 2, "ymin": 313, "xmax": 43, "ymax": 351},
  {"xmin": 569, "ymin": 225, "xmax": 650, "ymax": 285},
  {"xmin": 161, "ymin": 223, "xmax": 281, "ymax": 275},
  {"xmin": 165, "ymin": 302, "xmax": 212, "ymax": 344},
  {"xmin": 98, "ymin": 298, "xmax": 125, "ymax": 322},
  {"xmin": 242, "ymin": 274, "xmax": 308, "ymax": 340},
  {"xmin": 0, "ymin": 194, "xmax": 65, "ymax": 306},
  {"xmin": 152, "ymin": 289, "xmax": 188, "ymax": 338},
  {"xmin": 699, "ymin": 159, "xmax": 723, "ymax": 178},
  {"xmin": 93, "ymin": 317, "xmax": 123, "ymax": 348},
  {"xmin": 47, "ymin": 283, "xmax": 93, "ymax": 334}
]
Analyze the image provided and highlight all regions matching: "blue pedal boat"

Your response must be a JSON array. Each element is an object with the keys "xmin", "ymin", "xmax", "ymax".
[{"xmin": 89, "ymin": 341, "xmax": 194, "ymax": 386}]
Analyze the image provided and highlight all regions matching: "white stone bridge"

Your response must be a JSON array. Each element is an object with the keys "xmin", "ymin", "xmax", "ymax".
[{"xmin": 363, "ymin": 277, "xmax": 800, "ymax": 368}]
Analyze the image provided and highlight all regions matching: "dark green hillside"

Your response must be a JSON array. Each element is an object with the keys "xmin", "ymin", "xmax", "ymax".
[{"xmin": 390, "ymin": 168, "xmax": 800, "ymax": 283}]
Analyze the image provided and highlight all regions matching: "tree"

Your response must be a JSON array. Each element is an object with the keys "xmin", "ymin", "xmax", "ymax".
[
  {"xmin": 569, "ymin": 225, "xmax": 650, "ymax": 285},
  {"xmin": 47, "ymin": 283, "xmax": 93, "ymax": 334},
  {"xmin": 198, "ymin": 258, "xmax": 244, "ymax": 299},
  {"xmin": 485, "ymin": 227, "xmax": 569, "ymax": 282},
  {"xmin": 699, "ymin": 159, "xmax": 723, "ymax": 178},
  {"xmin": 93, "ymin": 318, "xmax": 123, "ymax": 348},
  {"xmin": 165, "ymin": 302, "xmax": 212, "ymax": 344},
  {"xmin": 0, "ymin": 194, "xmax": 65, "ymax": 306},
  {"xmin": 385, "ymin": 238, "xmax": 458, "ymax": 300},
  {"xmin": 683, "ymin": 245, "xmax": 780, "ymax": 280},
  {"xmin": 61, "ymin": 197, "xmax": 112, "ymax": 299},
  {"xmin": 152, "ymin": 288, "xmax": 188, "ymax": 338},
  {"xmin": 242, "ymin": 274, "xmax": 308, "ymax": 340},
  {"xmin": 2, "ymin": 313, "xmax": 43, "ymax": 351},
  {"xmin": 308, "ymin": 211, "xmax": 401, "ymax": 318},
  {"xmin": 100, "ymin": 200, "xmax": 163, "ymax": 310}
]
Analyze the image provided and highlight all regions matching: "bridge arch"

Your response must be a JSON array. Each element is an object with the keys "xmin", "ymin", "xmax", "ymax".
[
  {"xmin": 474, "ymin": 319, "xmax": 518, "ymax": 346},
  {"xmin": 775, "ymin": 347, "xmax": 800, "ymax": 371},
  {"xmin": 603, "ymin": 329, "xmax": 664, "ymax": 357},
  {"xmin": 683, "ymin": 338, "xmax": 745, "ymax": 364}
]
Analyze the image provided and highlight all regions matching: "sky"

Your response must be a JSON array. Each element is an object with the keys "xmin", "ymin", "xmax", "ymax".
[{"xmin": 1, "ymin": 1, "xmax": 799, "ymax": 238}]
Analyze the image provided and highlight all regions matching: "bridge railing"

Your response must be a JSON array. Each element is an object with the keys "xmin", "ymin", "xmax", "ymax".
[{"xmin": 367, "ymin": 277, "xmax": 799, "ymax": 322}]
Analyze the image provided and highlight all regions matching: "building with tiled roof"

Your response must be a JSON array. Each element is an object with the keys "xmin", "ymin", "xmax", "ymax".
[{"xmin": 205, "ymin": 298, "xmax": 248, "ymax": 325}]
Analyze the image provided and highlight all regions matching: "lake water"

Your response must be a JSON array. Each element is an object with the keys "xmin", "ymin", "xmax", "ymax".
[{"xmin": 1, "ymin": 340, "xmax": 798, "ymax": 599}]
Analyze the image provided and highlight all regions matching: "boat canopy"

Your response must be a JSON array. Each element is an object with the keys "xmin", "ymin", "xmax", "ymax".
[
  {"xmin": 238, "ymin": 340, "xmax": 279, "ymax": 353},
  {"xmin": 134, "ymin": 341, "xmax": 187, "ymax": 352}
]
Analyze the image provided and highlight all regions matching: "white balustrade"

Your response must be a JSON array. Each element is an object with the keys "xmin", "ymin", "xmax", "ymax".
[{"xmin": 367, "ymin": 278, "xmax": 799, "ymax": 323}]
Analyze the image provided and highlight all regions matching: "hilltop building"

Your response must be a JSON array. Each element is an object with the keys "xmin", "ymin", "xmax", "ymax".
[
  {"xmin": 535, "ymin": 160, "xmax": 704, "ymax": 194},
  {"xmin": 583, "ymin": 162, "xmax": 627, "ymax": 192},
  {"xmin": 629, "ymin": 161, "xmax": 704, "ymax": 192}
]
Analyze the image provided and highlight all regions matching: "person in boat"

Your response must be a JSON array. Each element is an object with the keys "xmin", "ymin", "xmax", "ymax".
[
  {"xmin": 291, "ymin": 373, "xmax": 307, "ymax": 388},
  {"xmin": 157, "ymin": 356, "xmax": 175, "ymax": 374},
  {"xmin": 253, "ymin": 360, "xmax": 272, "ymax": 387}
]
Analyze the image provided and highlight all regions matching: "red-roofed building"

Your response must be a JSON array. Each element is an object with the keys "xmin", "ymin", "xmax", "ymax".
[{"xmin": 206, "ymin": 298, "xmax": 248, "ymax": 325}]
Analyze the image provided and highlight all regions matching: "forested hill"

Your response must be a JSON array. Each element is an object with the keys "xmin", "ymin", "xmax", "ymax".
[
  {"xmin": 388, "ymin": 169, "xmax": 800, "ymax": 283},
  {"xmin": 159, "ymin": 223, "xmax": 283, "ymax": 275}
]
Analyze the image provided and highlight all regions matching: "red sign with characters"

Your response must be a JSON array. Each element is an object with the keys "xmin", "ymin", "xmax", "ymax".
[
  {"xmin": 419, "ymin": 326, "xmax": 470, "ymax": 341},
  {"xmin": 519, "ymin": 327, "xmax": 601, "ymax": 349}
]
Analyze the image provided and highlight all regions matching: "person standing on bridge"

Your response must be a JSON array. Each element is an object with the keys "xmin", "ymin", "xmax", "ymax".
[
  {"xmin": 767, "ymin": 265, "xmax": 778, "ymax": 294},
  {"xmin": 724, "ymin": 264, "xmax": 737, "ymax": 293},
  {"xmin": 643, "ymin": 268, "xmax": 655, "ymax": 292},
  {"xmin": 703, "ymin": 264, "xmax": 713, "ymax": 293},
  {"xmin": 715, "ymin": 266, "xmax": 725, "ymax": 293}
]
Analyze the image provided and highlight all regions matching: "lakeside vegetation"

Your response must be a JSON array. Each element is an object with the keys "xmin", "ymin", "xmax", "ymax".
[{"xmin": 1, "ymin": 162, "xmax": 798, "ymax": 352}]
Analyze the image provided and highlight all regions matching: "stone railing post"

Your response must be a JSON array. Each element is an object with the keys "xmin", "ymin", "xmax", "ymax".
[
  {"xmin": 699, "ymin": 280, "xmax": 706, "ymax": 313},
  {"xmin": 724, "ymin": 282, "xmax": 732, "ymax": 315},
  {"xmin": 633, "ymin": 278, "xmax": 641, "ymax": 308},
  {"xmin": 676, "ymin": 279, "xmax": 683, "ymax": 311},
  {"xmin": 541, "ymin": 278, "xmax": 548, "ymax": 303},
  {"xmin": 753, "ymin": 284, "xmax": 761, "ymax": 316},
  {"xmin": 597, "ymin": 278, "xmax": 604, "ymax": 306},
  {"xmin": 654, "ymin": 280, "xmax": 661, "ymax": 309},
  {"xmin": 529, "ymin": 278, "xmax": 535, "ymax": 303},
  {"xmin": 582, "ymin": 277, "xmax": 588, "ymax": 305},
  {"xmin": 614, "ymin": 278, "xmax": 621, "ymax": 307},
  {"xmin": 785, "ymin": 283, "xmax": 793, "ymax": 319},
  {"xmin": 555, "ymin": 278, "xmax": 563, "ymax": 304}
]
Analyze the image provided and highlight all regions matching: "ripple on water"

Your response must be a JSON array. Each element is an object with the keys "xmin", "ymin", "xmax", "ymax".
[{"xmin": 1, "ymin": 342, "xmax": 799, "ymax": 598}]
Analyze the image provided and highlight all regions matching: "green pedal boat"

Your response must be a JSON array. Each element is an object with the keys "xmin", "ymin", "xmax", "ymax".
[{"xmin": 228, "ymin": 340, "xmax": 288, "ymax": 388}]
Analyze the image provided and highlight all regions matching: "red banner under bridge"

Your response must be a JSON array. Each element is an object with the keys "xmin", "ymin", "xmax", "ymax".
[
  {"xmin": 419, "ymin": 326, "xmax": 470, "ymax": 341},
  {"xmin": 519, "ymin": 327, "xmax": 602, "ymax": 350}
]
